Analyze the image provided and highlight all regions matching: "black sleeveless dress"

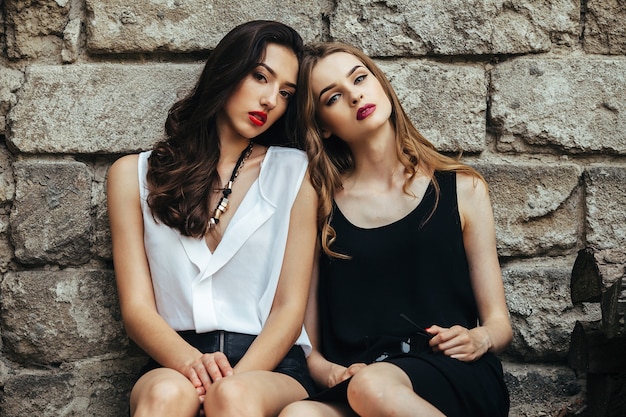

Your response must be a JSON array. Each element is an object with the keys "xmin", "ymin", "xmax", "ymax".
[{"xmin": 314, "ymin": 171, "xmax": 509, "ymax": 416}]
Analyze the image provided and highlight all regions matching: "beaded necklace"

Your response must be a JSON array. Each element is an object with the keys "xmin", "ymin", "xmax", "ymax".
[{"xmin": 208, "ymin": 140, "xmax": 254, "ymax": 229}]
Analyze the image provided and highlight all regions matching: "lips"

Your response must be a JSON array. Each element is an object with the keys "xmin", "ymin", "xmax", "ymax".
[
  {"xmin": 249, "ymin": 111, "xmax": 267, "ymax": 127},
  {"xmin": 357, "ymin": 104, "xmax": 376, "ymax": 120}
]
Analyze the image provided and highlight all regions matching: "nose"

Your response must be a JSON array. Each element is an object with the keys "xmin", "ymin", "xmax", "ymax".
[
  {"xmin": 260, "ymin": 85, "xmax": 278, "ymax": 110},
  {"xmin": 350, "ymin": 90, "xmax": 363, "ymax": 105}
]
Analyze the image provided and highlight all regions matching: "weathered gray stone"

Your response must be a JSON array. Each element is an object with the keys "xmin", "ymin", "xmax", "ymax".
[
  {"xmin": 0, "ymin": 370, "xmax": 74, "ymax": 416},
  {"xmin": 476, "ymin": 162, "xmax": 583, "ymax": 257},
  {"xmin": 10, "ymin": 160, "xmax": 92, "ymax": 265},
  {"xmin": 585, "ymin": 166, "xmax": 626, "ymax": 250},
  {"xmin": 8, "ymin": 63, "xmax": 200, "ymax": 154},
  {"xmin": 94, "ymin": 158, "xmax": 112, "ymax": 260},
  {"xmin": 0, "ymin": 142, "xmax": 14, "ymax": 203},
  {"xmin": 61, "ymin": 17, "xmax": 81, "ymax": 63},
  {"xmin": 0, "ymin": 65, "xmax": 24, "ymax": 135},
  {"xmin": 584, "ymin": 0, "xmax": 626, "ymax": 55},
  {"xmin": 491, "ymin": 57, "xmax": 626, "ymax": 154},
  {"xmin": 502, "ymin": 258, "xmax": 601, "ymax": 361},
  {"xmin": 4, "ymin": 0, "xmax": 69, "ymax": 60},
  {"xmin": 1, "ymin": 355, "xmax": 142, "ymax": 416},
  {"xmin": 0, "ymin": 4, "xmax": 5, "ymax": 57},
  {"xmin": 331, "ymin": 0, "xmax": 579, "ymax": 57},
  {"xmin": 85, "ymin": 0, "xmax": 330, "ymax": 53},
  {"xmin": 504, "ymin": 361, "xmax": 585, "ymax": 417},
  {"xmin": 0, "ymin": 270, "xmax": 127, "ymax": 364},
  {"xmin": 379, "ymin": 59, "xmax": 487, "ymax": 152}
]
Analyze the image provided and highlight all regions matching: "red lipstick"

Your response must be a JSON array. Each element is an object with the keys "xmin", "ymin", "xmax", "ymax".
[
  {"xmin": 357, "ymin": 104, "xmax": 376, "ymax": 120},
  {"xmin": 249, "ymin": 111, "xmax": 267, "ymax": 126}
]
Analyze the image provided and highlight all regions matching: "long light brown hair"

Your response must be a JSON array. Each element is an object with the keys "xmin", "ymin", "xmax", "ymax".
[{"xmin": 297, "ymin": 42, "xmax": 483, "ymax": 257}]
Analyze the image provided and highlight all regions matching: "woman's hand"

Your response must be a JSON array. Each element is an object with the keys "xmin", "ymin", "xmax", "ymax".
[
  {"xmin": 328, "ymin": 362, "xmax": 367, "ymax": 387},
  {"xmin": 182, "ymin": 351, "xmax": 234, "ymax": 398},
  {"xmin": 426, "ymin": 325, "xmax": 491, "ymax": 362}
]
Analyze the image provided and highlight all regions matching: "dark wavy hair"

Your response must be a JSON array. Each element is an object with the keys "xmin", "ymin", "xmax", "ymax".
[{"xmin": 146, "ymin": 21, "xmax": 303, "ymax": 237}]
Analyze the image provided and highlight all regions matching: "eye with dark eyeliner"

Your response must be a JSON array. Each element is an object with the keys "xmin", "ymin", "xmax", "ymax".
[
  {"xmin": 355, "ymin": 74, "xmax": 367, "ymax": 84},
  {"xmin": 280, "ymin": 90, "xmax": 294, "ymax": 100},
  {"xmin": 325, "ymin": 93, "xmax": 340, "ymax": 106},
  {"xmin": 253, "ymin": 71, "xmax": 267, "ymax": 82}
]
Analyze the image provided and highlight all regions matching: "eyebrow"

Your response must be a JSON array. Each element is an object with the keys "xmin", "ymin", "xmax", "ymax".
[
  {"xmin": 257, "ymin": 63, "xmax": 297, "ymax": 90},
  {"xmin": 318, "ymin": 65, "xmax": 363, "ymax": 100}
]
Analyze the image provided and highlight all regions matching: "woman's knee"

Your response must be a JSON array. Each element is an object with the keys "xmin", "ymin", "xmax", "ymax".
[
  {"xmin": 131, "ymin": 371, "xmax": 198, "ymax": 416},
  {"xmin": 280, "ymin": 401, "xmax": 315, "ymax": 417},
  {"xmin": 346, "ymin": 364, "xmax": 409, "ymax": 415},
  {"xmin": 205, "ymin": 377, "xmax": 257, "ymax": 417}
]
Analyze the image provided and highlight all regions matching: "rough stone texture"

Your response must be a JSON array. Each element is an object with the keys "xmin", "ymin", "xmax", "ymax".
[
  {"xmin": 585, "ymin": 166, "xmax": 626, "ymax": 250},
  {"xmin": 0, "ymin": 356, "xmax": 143, "ymax": 416},
  {"xmin": 4, "ymin": 0, "xmax": 70, "ymax": 60},
  {"xmin": 61, "ymin": 0, "xmax": 85, "ymax": 63},
  {"xmin": 331, "ymin": 0, "xmax": 579, "ymax": 57},
  {"xmin": 491, "ymin": 57, "xmax": 626, "ymax": 154},
  {"xmin": 0, "ymin": 65, "xmax": 24, "ymax": 135},
  {"xmin": 476, "ymin": 162, "xmax": 583, "ymax": 257},
  {"xmin": 380, "ymin": 59, "xmax": 487, "ymax": 152},
  {"xmin": 584, "ymin": 0, "xmax": 626, "ymax": 55},
  {"xmin": 1, "ymin": 2, "xmax": 5, "ymax": 55},
  {"xmin": 502, "ymin": 258, "xmax": 601, "ymax": 361},
  {"xmin": 10, "ymin": 160, "xmax": 92, "ymax": 265},
  {"xmin": 1, "ymin": 1, "xmax": 625, "ymax": 415},
  {"xmin": 0, "ymin": 142, "xmax": 14, "ymax": 203},
  {"xmin": 0, "ymin": 270, "xmax": 126, "ymax": 364},
  {"xmin": 504, "ymin": 362, "xmax": 586, "ymax": 417},
  {"xmin": 93, "ymin": 158, "xmax": 112, "ymax": 260},
  {"xmin": 85, "ymin": 0, "xmax": 330, "ymax": 54},
  {"xmin": 8, "ymin": 63, "xmax": 200, "ymax": 154}
]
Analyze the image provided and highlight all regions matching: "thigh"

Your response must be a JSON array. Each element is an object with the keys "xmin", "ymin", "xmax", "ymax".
[
  {"xmin": 280, "ymin": 399, "xmax": 356, "ymax": 417},
  {"xmin": 130, "ymin": 367, "xmax": 200, "ymax": 416}
]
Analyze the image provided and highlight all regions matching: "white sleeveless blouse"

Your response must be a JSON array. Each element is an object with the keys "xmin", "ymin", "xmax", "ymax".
[{"xmin": 137, "ymin": 146, "xmax": 311, "ymax": 354}]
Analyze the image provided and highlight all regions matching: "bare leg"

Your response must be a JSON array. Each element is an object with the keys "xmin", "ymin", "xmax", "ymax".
[
  {"xmin": 279, "ymin": 400, "xmax": 356, "ymax": 417},
  {"xmin": 204, "ymin": 370, "xmax": 308, "ymax": 417},
  {"xmin": 130, "ymin": 368, "xmax": 201, "ymax": 417},
  {"xmin": 347, "ymin": 362, "xmax": 446, "ymax": 417}
]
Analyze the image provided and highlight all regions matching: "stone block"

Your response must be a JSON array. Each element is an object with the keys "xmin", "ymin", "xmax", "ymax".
[
  {"xmin": 585, "ymin": 166, "xmax": 626, "ymax": 250},
  {"xmin": 491, "ymin": 57, "xmax": 626, "ymax": 154},
  {"xmin": 85, "ymin": 0, "xmax": 330, "ymax": 53},
  {"xmin": 502, "ymin": 258, "xmax": 601, "ymax": 361},
  {"xmin": 94, "ymin": 158, "xmax": 113, "ymax": 260},
  {"xmin": 0, "ymin": 370, "xmax": 74, "ymax": 416},
  {"xmin": 504, "ymin": 361, "xmax": 585, "ymax": 417},
  {"xmin": 379, "ymin": 59, "xmax": 486, "ymax": 152},
  {"xmin": 0, "ymin": 65, "xmax": 24, "ymax": 135},
  {"xmin": 476, "ymin": 162, "xmax": 583, "ymax": 257},
  {"xmin": 4, "ymin": 0, "xmax": 69, "ymax": 60},
  {"xmin": 331, "ymin": 0, "xmax": 579, "ymax": 56},
  {"xmin": 0, "ymin": 143, "xmax": 14, "ymax": 203},
  {"xmin": 0, "ymin": 356, "xmax": 144, "ymax": 416},
  {"xmin": 8, "ymin": 63, "xmax": 200, "ymax": 154},
  {"xmin": 10, "ymin": 160, "xmax": 92, "ymax": 265},
  {"xmin": 584, "ymin": 0, "xmax": 626, "ymax": 55},
  {"xmin": 0, "ymin": 270, "xmax": 127, "ymax": 364}
]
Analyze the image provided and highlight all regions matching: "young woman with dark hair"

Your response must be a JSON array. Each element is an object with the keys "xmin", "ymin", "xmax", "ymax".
[
  {"xmin": 107, "ymin": 21, "xmax": 317, "ymax": 417},
  {"xmin": 279, "ymin": 42, "xmax": 512, "ymax": 417}
]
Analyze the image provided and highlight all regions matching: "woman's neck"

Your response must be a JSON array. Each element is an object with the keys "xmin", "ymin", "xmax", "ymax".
[{"xmin": 345, "ymin": 127, "xmax": 403, "ymax": 189}]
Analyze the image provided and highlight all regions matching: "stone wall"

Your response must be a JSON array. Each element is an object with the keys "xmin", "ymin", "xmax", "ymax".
[{"xmin": 0, "ymin": 1, "xmax": 624, "ymax": 416}]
